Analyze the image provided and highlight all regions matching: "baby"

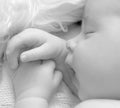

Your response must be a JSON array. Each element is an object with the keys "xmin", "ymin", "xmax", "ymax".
[{"xmin": 6, "ymin": 0, "xmax": 120, "ymax": 107}]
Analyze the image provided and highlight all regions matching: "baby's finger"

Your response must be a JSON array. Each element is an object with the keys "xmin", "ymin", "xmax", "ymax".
[
  {"xmin": 20, "ymin": 43, "xmax": 56, "ymax": 62},
  {"xmin": 6, "ymin": 29, "xmax": 46, "ymax": 69},
  {"xmin": 6, "ymin": 35, "xmax": 34, "ymax": 69},
  {"xmin": 6, "ymin": 28, "xmax": 51, "ymax": 56},
  {"xmin": 40, "ymin": 60, "xmax": 56, "ymax": 78},
  {"xmin": 41, "ymin": 60, "xmax": 56, "ymax": 72},
  {"xmin": 53, "ymin": 70, "xmax": 63, "ymax": 87}
]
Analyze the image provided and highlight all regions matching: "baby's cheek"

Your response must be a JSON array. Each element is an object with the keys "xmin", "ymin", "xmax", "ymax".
[{"xmin": 73, "ymin": 35, "xmax": 120, "ymax": 100}]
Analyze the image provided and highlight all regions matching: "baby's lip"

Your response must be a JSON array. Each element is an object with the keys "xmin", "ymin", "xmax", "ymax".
[
  {"xmin": 65, "ymin": 53, "xmax": 72, "ymax": 66},
  {"xmin": 65, "ymin": 54, "xmax": 76, "ymax": 73},
  {"xmin": 66, "ymin": 41, "xmax": 73, "ymax": 53},
  {"xmin": 70, "ymin": 66, "xmax": 75, "ymax": 75}
]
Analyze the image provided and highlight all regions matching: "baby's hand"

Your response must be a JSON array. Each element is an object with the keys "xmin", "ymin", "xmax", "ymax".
[
  {"xmin": 6, "ymin": 28, "xmax": 75, "ymax": 95},
  {"xmin": 13, "ymin": 60, "xmax": 62, "ymax": 101},
  {"xmin": 6, "ymin": 28, "xmax": 67, "ymax": 69}
]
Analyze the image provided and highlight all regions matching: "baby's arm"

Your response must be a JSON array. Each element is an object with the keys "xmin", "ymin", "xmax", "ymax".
[{"xmin": 13, "ymin": 60, "xmax": 62, "ymax": 108}]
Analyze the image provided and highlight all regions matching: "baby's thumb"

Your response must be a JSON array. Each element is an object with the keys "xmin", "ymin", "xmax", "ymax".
[{"xmin": 53, "ymin": 70, "xmax": 63, "ymax": 88}]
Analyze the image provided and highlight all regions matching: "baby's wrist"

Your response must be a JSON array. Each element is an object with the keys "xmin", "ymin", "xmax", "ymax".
[
  {"xmin": 16, "ymin": 87, "xmax": 52, "ymax": 102},
  {"xmin": 15, "ymin": 97, "xmax": 48, "ymax": 108}
]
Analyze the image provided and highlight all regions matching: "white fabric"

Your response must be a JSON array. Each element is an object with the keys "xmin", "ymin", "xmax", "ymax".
[
  {"xmin": 0, "ymin": 67, "xmax": 14, "ymax": 108},
  {"xmin": 50, "ymin": 82, "xmax": 79, "ymax": 108}
]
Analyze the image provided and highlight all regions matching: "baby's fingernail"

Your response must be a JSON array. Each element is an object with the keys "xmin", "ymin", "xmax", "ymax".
[{"xmin": 21, "ymin": 54, "xmax": 27, "ymax": 62}]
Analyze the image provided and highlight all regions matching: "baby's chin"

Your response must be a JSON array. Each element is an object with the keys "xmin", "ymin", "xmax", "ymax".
[{"xmin": 77, "ymin": 73, "xmax": 120, "ymax": 101}]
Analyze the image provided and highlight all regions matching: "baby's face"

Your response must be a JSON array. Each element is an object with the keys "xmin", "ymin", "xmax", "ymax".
[{"xmin": 66, "ymin": 0, "xmax": 120, "ymax": 100}]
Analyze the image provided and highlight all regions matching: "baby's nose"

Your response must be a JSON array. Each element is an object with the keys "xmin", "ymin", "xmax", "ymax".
[{"xmin": 66, "ymin": 34, "xmax": 82, "ymax": 52}]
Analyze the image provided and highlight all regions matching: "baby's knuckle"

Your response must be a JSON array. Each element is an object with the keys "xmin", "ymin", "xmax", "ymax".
[
  {"xmin": 49, "ymin": 60, "xmax": 56, "ymax": 67},
  {"xmin": 43, "ymin": 60, "xmax": 56, "ymax": 68}
]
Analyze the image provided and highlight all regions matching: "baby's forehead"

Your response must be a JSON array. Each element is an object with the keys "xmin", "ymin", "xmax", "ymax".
[{"xmin": 84, "ymin": 0, "xmax": 120, "ymax": 18}]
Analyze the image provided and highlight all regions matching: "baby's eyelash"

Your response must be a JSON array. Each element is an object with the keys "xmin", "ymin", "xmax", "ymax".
[
  {"xmin": 85, "ymin": 31, "xmax": 95, "ymax": 34},
  {"xmin": 83, "ymin": 31, "xmax": 96, "ymax": 39}
]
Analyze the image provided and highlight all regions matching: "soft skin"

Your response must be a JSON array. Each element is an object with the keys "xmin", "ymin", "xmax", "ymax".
[
  {"xmin": 6, "ymin": 0, "xmax": 120, "ymax": 107},
  {"xmin": 66, "ymin": 0, "xmax": 120, "ymax": 101},
  {"xmin": 13, "ymin": 60, "xmax": 62, "ymax": 108},
  {"xmin": 6, "ymin": 28, "xmax": 79, "ymax": 95}
]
